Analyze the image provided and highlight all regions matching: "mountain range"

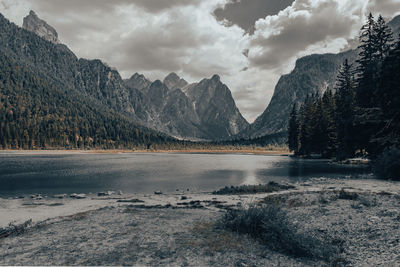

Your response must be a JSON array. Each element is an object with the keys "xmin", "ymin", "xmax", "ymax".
[
  {"xmin": 1, "ymin": 10, "xmax": 399, "ymax": 145},
  {"xmin": 1, "ymin": 11, "xmax": 248, "ymax": 142}
]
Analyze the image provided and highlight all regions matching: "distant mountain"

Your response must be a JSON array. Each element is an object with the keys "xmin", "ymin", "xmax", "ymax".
[
  {"xmin": 1, "ymin": 11, "xmax": 248, "ymax": 141},
  {"xmin": 239, "ymin": 50, "xmax": 357, "ymax": 139},
  {"xmin": 185, "ymin": 75, "xmax": 249, "ymax": 138},
  {"xmin": 124, "ymin": 73, "xmax": 151, "ymax": 91},
  {"xmin": 163, "ymin": 72, "xmax": 188, "ymax": 90},
  {"xmin": 239, "ymin": 15, "xmax": 400, "ymax": 140},
  {"xmin": 23, "ymin": 10, "xmax": 60, "ymax": 44},
  {"xmin": 130, "ymin": 73, "xmax": 249, "ymax": 140}
]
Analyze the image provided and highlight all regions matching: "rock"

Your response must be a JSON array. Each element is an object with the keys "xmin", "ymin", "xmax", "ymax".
[
  {"xmin": 22, "ymin": 10, "xmax": 60, "ymax": 44},
  {"xmin": 74, "ymin": 194, "xmax": 86, "ymax": 199},
  {"xmin": 163, "ymin": 72, "xmax": 188, "ymax": 90},
  {"xmin": 69, "ymin": 193, "xmax": 78, "ymax": 198},
  {"xmin": 97, "ymin": 192, "xmax": 109, "ymax": 197},
  {"xmin": 154, "ymin": 191, "xmax": 163, "ymax": 195},
  {"xmin": 30, "ymin": 194, "xmax": 43, "ymax": 200},
  {"xmin": 117, "ymin": 190, "xmax": 123, "ymax": 195},
  {"xmin": 181, "ymin": 196, "xmax": 188, "ymax": 200},
  {"xmin": 53, "ymin": 194, "xmax": 67, "ymax": 199}
]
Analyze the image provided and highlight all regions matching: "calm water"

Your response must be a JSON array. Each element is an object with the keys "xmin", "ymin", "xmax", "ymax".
[{"xmin": 0, "ymin": 152, "xmax": 371, "ymax": 197}]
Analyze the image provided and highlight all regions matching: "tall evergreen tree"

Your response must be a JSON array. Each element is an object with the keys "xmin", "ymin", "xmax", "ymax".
[
  {"xmin": 335, "ymin": 59, "xmax": 356, "ymax": 160},
  {"xmin": 321, "ymin": 89, "xmax": 337, "ymax": 157},
  {"xmin": 288, "ymin": 104, "xmax": 299, "ymax": 154},
  {"xmin": 374, "ymin": 15, "xmax": 394, "ymax": 62},
  {"xmin": 374, "ymin": 34, "xmax": 400, "ymax": 150},
  {"xmin": 356, "ymin": 13, "xmax": 379, "ymax": 108}
]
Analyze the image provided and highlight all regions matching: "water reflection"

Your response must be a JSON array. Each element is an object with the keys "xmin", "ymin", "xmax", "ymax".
[{"xmin": 0, "ymin": 153, "xmax": 371, "ymax": 197}]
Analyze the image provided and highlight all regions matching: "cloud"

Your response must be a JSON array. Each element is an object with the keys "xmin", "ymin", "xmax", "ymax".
[
  {"xmin": 368, "ymin": 0, "xmax": 400, "ymax": 18},
  {"xmin": 214, "ymin": 0, "xmax": 294, "ymax": 32},
  {"xmin": 1, "ymin": 0, "xmax": 400, "ymax": 122},
  {"xmin": 248, "ymin": 0, "xmax": 363, "ymax": 72}
]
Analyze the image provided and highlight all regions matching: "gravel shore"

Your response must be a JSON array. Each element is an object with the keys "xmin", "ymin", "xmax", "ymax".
[{"xmin": 1, "ymin": 178, "xmax": 399, "ymax": 266}]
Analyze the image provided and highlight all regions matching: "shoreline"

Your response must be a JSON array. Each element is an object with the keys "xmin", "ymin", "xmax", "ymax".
[
  {"xmin": 0, "ymin": 149, "xmax": 291, "ymax": 156},
  {"xmin": 1, "ymin": 177, "xmax": 399, "ymax": 265}
]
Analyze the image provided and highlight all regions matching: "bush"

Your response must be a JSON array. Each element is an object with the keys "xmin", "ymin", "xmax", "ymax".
[
  {"xmin": 218, "ymin": 206, "xmax": 338, "ymax": 260},
  {"xmin": 373, "ymin": 146, "xmax": 400, "ymax": 180},
  {"xmin": 213, "ymin": 181, "xmax": 295, "ymax": 195}
]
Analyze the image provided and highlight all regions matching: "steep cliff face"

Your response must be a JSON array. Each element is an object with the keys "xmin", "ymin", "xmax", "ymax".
[
  {"xmin": 124, "ymin": 73, "xmax": 152, "ymax": 91},
  {"xmin": 239, "ymin": 50, "xmax": 357, "ymax": 139},
  {"xmin": 22, "ymin": 10, "xmax": 60, "ymax": 44},
  {"xmin": 185, "ymin": 75, "xmax": 249, "ymax": 138},
  {"xmin": 163, "ymin": 72, "xmax": 188, "ymax": 90}
]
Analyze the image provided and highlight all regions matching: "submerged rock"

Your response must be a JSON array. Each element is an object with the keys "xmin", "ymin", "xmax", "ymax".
[
  {"xmin": 53, "ymin": 194, "xmax": 67, "ymax": 199},
  {"xmin": 74, "ymin": 194, "xmax": 87, "ymax": 199},
  {"xmin": 30, "ymin": 194, "xmax": 43, "ymax": 200}
]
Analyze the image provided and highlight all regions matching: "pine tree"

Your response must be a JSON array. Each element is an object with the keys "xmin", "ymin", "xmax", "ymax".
[
  {"xmin": 335, "ymin": 59, "xmax": 356, "ymax": 160},
  {"xmin": 288, "ymin": 104, "xmax": 299, "ymax": 154},
  {"xmin": 374, "ymin": 34, "xmax": 400, "ymax": 151},
  {"xmin": 374, "ymin": 15, "xmax": 394, "ymax": 62},
  {"xmin": 356, "ymin": 13, "xmax": 379, "ymax": 108},
  {"xmin": 321, "ymin": 89, "xmax": 337, "ymax": 157}
]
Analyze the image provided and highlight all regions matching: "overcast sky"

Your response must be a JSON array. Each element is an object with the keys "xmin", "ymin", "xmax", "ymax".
[{"xmin": 1, "ymin": 0, "xmax": 400, "ymax": 122}]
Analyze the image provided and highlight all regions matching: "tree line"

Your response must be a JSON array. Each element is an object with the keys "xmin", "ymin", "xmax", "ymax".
[
  {"xmin": 288, "ymin": 14, "xmax": 400, "ymax": 178},
  {"xmin": 0, "ymin": 52, "xmax": 178, "ymax": 150}
]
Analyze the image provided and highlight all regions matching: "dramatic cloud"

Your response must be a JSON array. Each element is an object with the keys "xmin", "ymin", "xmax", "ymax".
[
  {"xmin": 1, "ymin": 0, "xmax": 400, "ymax": 122},
  {"xmin": 214, "ymin": 0, "xmax": 294, "ymax": 32}
]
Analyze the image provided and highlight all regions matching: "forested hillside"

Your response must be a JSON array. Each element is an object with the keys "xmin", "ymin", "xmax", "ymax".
[
  {"xmin": 288, "ymin": 14, "xmax": 400, "ymax": 178},
  {"xmin": 0, "ymin": 52, "xmax": 174, "ymax": 149}
]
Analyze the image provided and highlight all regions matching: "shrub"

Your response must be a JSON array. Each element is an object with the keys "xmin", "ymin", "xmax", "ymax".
[
  {"xmin": 218, "ymin": 205, "xmax": 339, "ymax": 260},
  {"xmin": 213, "ymin": 181, "xmax": 295, "ymax": 195},
  {"xmin": 338, "ymin": 189, "xmax": 359, "ymax": 200},
  {"xmin": 373, "ymin": 146, "xmax": 400, "ymax": 180}
]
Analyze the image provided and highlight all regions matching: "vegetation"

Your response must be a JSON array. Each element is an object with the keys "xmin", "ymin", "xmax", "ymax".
[
  {"xmin": 218, "ymin": 205, "xmax": 339, "ymax": 260},
  {"xmin": 0, "ymin": 52, "xmax": 175, "ymax": 149},
  {"xmin": 288, "ymin": 13, "xmax": 400, "ymax": 178},
  {"xmin": 373, "ymin": 146, "xmax": 400, "ymax": 180},
  {"xmin": 213, "ymin": 181, "xmax": 295, "ymax": 195}
]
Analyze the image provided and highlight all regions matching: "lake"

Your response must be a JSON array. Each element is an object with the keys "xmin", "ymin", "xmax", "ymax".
[{"xmin": 0, "ymin": 152, "xmax": 372, "ymax": 197}]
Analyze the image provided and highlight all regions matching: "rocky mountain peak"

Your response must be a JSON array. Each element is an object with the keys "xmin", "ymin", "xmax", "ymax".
[
  {"xmin": 23, "ymin": 10, "xmax": 60, "ymax": 44},
  {"xmin": 124, "ymin": 72, "xmax": 151, "ymax": 90},
  {"xmin": 211, "ymin": 74, "xmax": 220, "ymax": 82},
  {"xmin": 163, "ymin": 72, "xmax": 188, "ymax": 90}
]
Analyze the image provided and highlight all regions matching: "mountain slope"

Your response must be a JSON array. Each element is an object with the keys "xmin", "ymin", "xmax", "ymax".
[
  {"xmin": 240, "ymin": 50, "xmax": 356, "ymax": 138},
  {"xmin": 0, "ymin": 51, "xmax": 173, "ymax": 149},
  {"xmin": 185, "ymin": 75, "xmax": 249, "ymax": 138},
  {"xmin": 240, "ymin": 15, "xmax": 400, "ymax": 140},
  {"xmin": 1, "ymin": 11, "xmax": 249, "ymax": 141}
]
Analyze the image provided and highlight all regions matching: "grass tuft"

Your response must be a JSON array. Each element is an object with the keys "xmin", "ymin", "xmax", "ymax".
[{"xmin": 218, "ymin": 205, "xmax": 339, "ymax": 261}]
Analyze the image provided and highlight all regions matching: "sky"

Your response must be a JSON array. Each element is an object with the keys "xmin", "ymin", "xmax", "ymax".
[{"xmin": 1, "ymin": 0, "xmax": 400, "ymax": 122}]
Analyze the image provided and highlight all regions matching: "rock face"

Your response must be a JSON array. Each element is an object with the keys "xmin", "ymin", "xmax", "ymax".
[
  {"xmin": 239, "ymin": 50, "xmax": 356, "ymax": 139},
  {"xmin": 239, "ymin": 15, "xmax": 400, "ymax": 140},
  {"xmin": 163, "ymin": 72, "xmax": 188, "ymax": 90},
  {"xmin": 185, "ymin": 75, "xmax": 249, "ymax": 138},
  {"xmin": 22, "ymin": 10, "xmax": 60, "ymax": 44},
  {"xmin": 124, "ymin": 73, "xmax": 151, "ymax": 91},
  {"xmin": 2, "ymin": 11, "xmax": 248, "ymax": 141},
  {"xmin": 136, "ymin": 74, "xmax": 248, "ymax": 140}
]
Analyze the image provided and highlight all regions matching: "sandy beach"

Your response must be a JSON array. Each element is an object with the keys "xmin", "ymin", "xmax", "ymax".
[{"xmin": 1, "ymin": 177, "xmax": 399, "ymax": 266}]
